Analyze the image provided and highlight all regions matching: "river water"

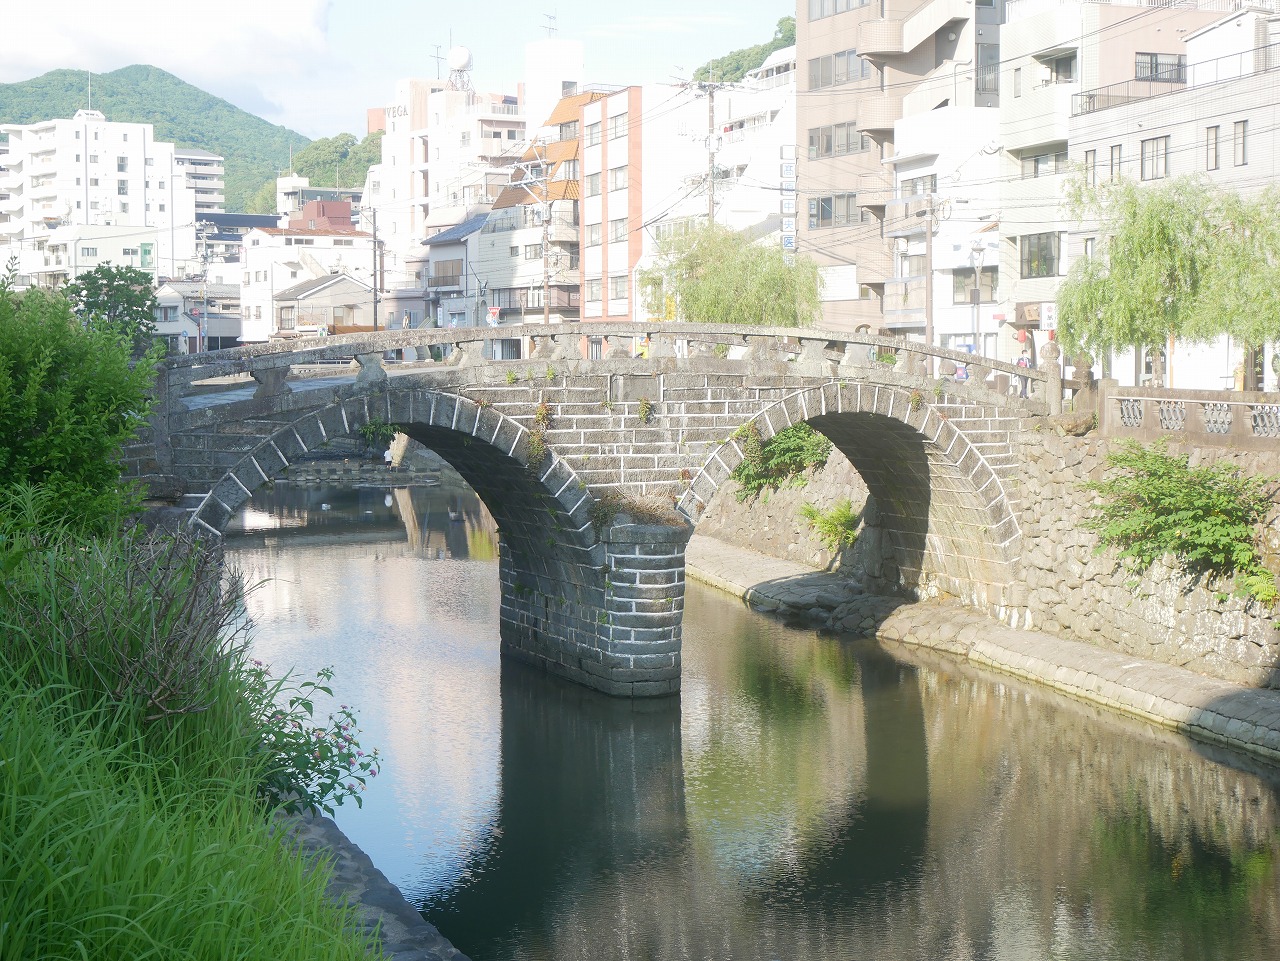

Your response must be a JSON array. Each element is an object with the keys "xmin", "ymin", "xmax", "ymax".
[{"xmin": 226, "ymin": 484, "xmax": 1280, "ymax": 961}]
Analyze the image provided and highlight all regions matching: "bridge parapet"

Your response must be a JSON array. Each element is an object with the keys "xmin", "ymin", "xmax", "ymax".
[
  {"xmin": 1098, "ymin": 381, "xmax": 1280, "ymax": 451},
  {"xmin": 156, "ymin": 322, "xmax": 1059, "ymax": 414}
]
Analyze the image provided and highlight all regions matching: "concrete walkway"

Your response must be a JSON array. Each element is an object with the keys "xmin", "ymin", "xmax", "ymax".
[{"xmin": 685, "ymin": 535, "xmax": 1280, "ymax": 766}]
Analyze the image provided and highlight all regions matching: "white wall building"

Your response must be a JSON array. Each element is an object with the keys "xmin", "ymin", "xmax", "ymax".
[
  {"xmin": 0, "ymin": 109, "xmax": 217, "ymax": 284},
  {"xmin": 1068, "ymin": 4, "xmax": 1280, "ymax": 390},
  {"xmin": 238, "ymin": 225, "xmax": 374, "ymax": 342}
]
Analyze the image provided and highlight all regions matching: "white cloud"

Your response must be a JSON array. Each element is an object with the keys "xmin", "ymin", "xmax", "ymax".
[{"xmin": 1, "ymin": 0, "xmax": 340, "ymax": 134}]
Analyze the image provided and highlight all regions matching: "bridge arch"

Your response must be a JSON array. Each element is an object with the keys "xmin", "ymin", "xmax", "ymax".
[
  {"xmin": 189, "ymin": 386, "xmax": 689, "ymax": 697},
  {"xmin": 677, "ymin": 381, "xmax": 1022, "ymax": 611}
]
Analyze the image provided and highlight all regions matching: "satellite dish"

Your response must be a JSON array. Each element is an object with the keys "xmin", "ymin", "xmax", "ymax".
[{"xmin": 447, "ymin": 46, "xmax": 472, "ymax": 71}]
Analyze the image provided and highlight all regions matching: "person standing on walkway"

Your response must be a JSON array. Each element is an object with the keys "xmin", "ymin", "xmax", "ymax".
[{"xmin": 1017, "ymin": 348, "xmax": 1033, "ymax": 398}]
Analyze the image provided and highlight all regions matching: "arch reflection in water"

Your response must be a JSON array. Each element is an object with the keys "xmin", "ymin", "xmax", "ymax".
[{"xmin": 226, "ymin": 488, "xmax": 1280, "ymax": 961}]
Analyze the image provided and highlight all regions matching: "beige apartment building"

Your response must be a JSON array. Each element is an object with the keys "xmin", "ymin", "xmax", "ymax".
[{"xmin": 797, "ymin": 0, "xmax": 1002, "ymax": 334}]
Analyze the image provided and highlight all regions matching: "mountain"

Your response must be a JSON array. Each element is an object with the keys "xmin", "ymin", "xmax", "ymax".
[
  {"xmin": 694, "ymin": 16, "xmax": 796, "ymax": 83},
  {"xmin": 0, "ymin": 65, "xmax": 310, "ymax": 211}
]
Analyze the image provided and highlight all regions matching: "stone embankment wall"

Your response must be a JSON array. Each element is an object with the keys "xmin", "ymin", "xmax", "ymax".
[
  {"xmin": 693, "ymin": 449, "xmax": 870, "ymax": 571},
  {"xmin": 696, "ymin": 429, "xmax": 1280, "ymax": 690},
  {"xmin": 1012, "ymin": 433, "xmax": 1280, "ymax": 689}
]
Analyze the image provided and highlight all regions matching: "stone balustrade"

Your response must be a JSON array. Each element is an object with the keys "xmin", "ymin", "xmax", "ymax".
[{"xmin": 1098, "ymin": 381, "xmax": 1280, "ymax": 450}]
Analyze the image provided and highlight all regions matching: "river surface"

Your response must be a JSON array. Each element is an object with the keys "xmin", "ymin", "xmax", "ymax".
[{"xmin": 226, "ymin": 484, "xmax": 1280, "ymax": 961}]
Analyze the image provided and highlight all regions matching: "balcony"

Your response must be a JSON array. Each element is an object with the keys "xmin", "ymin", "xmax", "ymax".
[
  {"xmin": 1072, "ymin": 78, "xmax": 1183, "ymax": 117},
  {"xmin": 856, "ymin": 93, "xmax": 903, "ymax": 135},
  {"xmin": 883, "ymin": 276, "xmax": 926, "ymax": 316},
  {"xmin": 857, "ymin": 0, "xmax": 970, "ymax": 58},
  {"xmin": 856, "ymin": 171, "xmax": 894, "ymax": 213}
]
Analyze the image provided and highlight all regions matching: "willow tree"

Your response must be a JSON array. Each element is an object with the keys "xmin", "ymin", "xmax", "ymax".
[
  {"xmin": 1057, "ymin": 175, "xmax": 1280, "ymax": 358},
  {"xmin": 638, "ymin": 224, "xmax": 823, "ymax": 327}
]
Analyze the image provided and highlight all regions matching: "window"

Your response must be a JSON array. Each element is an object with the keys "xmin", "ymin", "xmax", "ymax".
[
  {"xmin": 1048, "ymin": 54, "xmax": 1076, "ymax": 84},
  {"xmin": 89, "ymin": 154, "xmax": 97, "ymax": 163},
  {"xmin": 1014, "ymin": 68, "xmax": 1022, "ymax": 98},
  {"xmin": 523, "ymin": 244, "xmax": 543, "ymax": 260},
  {"xmin": 460, "ymin": 132, "xmax": 470, "ymax": 146},
  {"xmin": 278, "ymin": 307, "xmax": 296, "ymax": 330},
  {"xmin": 117, "ymin": 180, "xmax": 129, "ymax": 195},
  {"xmin": 1021, "ymin": 148, "xmax": 1068, "ymax": 178},
  {"xmin": 585, "ymin": 278, "xmax": 602, "ymax": 301},
  {"xmin": 1140, "ymin": 136, "xmax": 1169, "ymax": 180},
  {"xmin": 585, "ymin": 122, "xmax": 601, "ymax": 147},
  {"xmin": 158, "ymin": 180, "xmax": 165, "ymax": 189},
  {"xmin": 158, "ymin": 203, "xmax": 165, "ymax": 212},
  {"xmin": 1019, "ymin": 232, "xmax": 1063, "ymax": 278},
  {"xmin": 510, "ymin": 245, "xmax": 519, "ymax": 256},
  {"xmin": 609, "ymin": 217, "xmax": 627, "ymax": 242},
  {"xmin": 119, "ymin": 202, "xmax": 128, "ymax": 213},
  {"xmin": 585, "ymin": 172, "xmax": 601, "ymax": 196},
  {"xmin": 1084, "ymin": 237, "xmax": 1096, "ymax": 259},
  {"xmin": 808, "ymin": 122, "xmax": 869, "ymax": 159},
  {"xmin": 1135, "ymin": 52, "xmax": 1186, "ymax": 83},
  {"xmin": 952, "ymin": 266, "xmax": 998, "ymax": 304},
  {"xmin": 609, "ymin": 275, "xmax": 628, "ymax": 300},
  {"xmin": 586, "ymin": 223, "xmax": 602, "ymax": 246},
  {"xmin": 808, "ymin": 193, "xmax": 863, "ymax": 229},
  {"xmin": 89, "ymin": 178, "xmax": 99, "ymax": 187},
  {"xmin": 559, "ymin": 120, "xmax": 579, "ymax": 141},
  {"xmin": 902, "ymin": 174, "xmax": 937, "ymax": 196},
  {"xmin": 977, "ymin": 44, "xmax": 999, "ymax": 95},
  {"xmin": 333, "ymin": 238, "xmax": 353, "ymax": 246},
  {"xmin": 808, "ymin": 48, "xmax": 869, "ymax": 90},
  {"xmin": 243, "ymin": 272, "xmax": 251, "ymax": 286},
  {"xmin": 145, "ymin": 157, "xmax": 153, "ymax": 166},
  {"xmin": 1234, "ymin": 120, "xmax": 1248, "ymax": 166},
  {"xmin": 559, "ymin": 158, "xmax": 579, "ymax": 181},
  {"xmin": 116, "ymin": 156, "xmax": 127, "ymax": 172},
  {"xmin": 1084, "ymin": 149, "xmax": 1097, "ymax": 187},
  {"xmin": 1109, "ymin": 144, "xmax": 1122, "ymax": 180},
  {"xmin": 1205, "ymin": 126, "xmax": 1219, "ymax": 170},
  {"xmin": 608, "ymin": 113, "xmax": 628, "ymax": 139},
  {"xmin": 80, "ymin": 246, "xmax": 97, "ymax": 257},
  {"xmin": 75, "ymin": 153, "xmax": 80, "ymax": 162},
  {"xmin": 608, "ymin": 166, "xmax": 628, "ymax": 191}
]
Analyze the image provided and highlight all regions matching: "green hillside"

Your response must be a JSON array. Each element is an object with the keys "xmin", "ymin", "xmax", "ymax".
[
  {"xmin": 0, "ymin": 65, "xmax": 310, "ymax": 211},
  {"xmin": 695, "ymin": 16, "xmax": 796, "ymax": 83}
]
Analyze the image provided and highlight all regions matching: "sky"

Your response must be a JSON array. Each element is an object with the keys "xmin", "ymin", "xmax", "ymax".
[{"xmin": 2, "ymin": 0, "xmax": 791, "ymax": 139}]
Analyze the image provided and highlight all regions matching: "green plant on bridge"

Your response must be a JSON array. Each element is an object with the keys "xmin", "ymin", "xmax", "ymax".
[
  {"xmin": 534, "ymin": 401, "xmax": 553, "ymax": 432},
  {"xmin": 908, "ymin": 388, "xmax": 924, "ymax": 411},
  {"xmin": 356, "ymin": 420, "xmax": 395, "ymax": 449},
  {"xmin": 730, "ymin": 422, "xmax": 833, "ymax": 501},
  {"xmin": 1086, "ymin": 441, "xmax": 1278, "ymax": 606},
  {"xmin": 638, "ymin": 397, "xmax": 654, "ymax": 424},
  {"xmin": 506, "ymin": 369, "xmax": 518, "ymax": 384},
  {"xmin": 800, "ymin": 499, "xmax": 861, "ymax": 554}
]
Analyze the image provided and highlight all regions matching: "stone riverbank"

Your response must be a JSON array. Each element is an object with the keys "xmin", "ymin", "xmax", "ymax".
[{"xmin": 685, "ymin": 534, "xmax": 1280, "ymax": 766}]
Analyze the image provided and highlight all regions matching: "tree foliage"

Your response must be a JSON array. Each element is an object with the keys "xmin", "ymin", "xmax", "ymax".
[
  {"xmin": 639, "ymin": 224, "xmax": 822, "ymax": 327},
  {"xmin": 694, "ymin": 17, "xmax": 796, "ymax": 82},
  {"xmin": 1058, "ymin": 176, "xmax": 1280, "ymax": 356},
  {"xmin": 0, "ymin": 64, "xmax": 310, "ymax": 211},
  {"xmin": 290, "ymin": 131, "xmax": 383, "ymax": 189},
  {"xmin": 1086, "ymin": 441, "xmax": 1277, "ymax": 605},
  {"xmin": 0, "ymin": 278, "xmax": 155, "ymax": 532},
  {"xmin": 63, "ymin": 262, "xmax": 159, "ymax": 355}
]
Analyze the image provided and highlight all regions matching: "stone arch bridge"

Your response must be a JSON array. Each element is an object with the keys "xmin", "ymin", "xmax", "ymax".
[{"xmin": 138, "ymin": 323, "xmax": 1061, "ymax": 696}]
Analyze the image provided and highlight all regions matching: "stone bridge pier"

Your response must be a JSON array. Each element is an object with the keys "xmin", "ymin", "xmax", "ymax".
[{"xmin": 142, "ymin": 323, "xmax": 1058, "ymax": 697}]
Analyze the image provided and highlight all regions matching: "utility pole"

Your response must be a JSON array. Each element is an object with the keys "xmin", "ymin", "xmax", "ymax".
[
  {"xmin": 196, "ymin": 221, "xmax": 210, "ymax": 352},
  {"xmin": 703, "ymin": 82, "xmax": 718, "ymax": 225},
  {"xmin": 368, "ymin": 207, "xmax": 380, "ymax": 332}
]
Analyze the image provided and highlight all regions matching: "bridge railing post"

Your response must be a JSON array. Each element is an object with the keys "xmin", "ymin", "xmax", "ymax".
[
  {"xmin": 251, "ymin": 365, "xmax": 293, "ymax": 399},
  {"xmin": 1040, "ymin": 341, "xmax": 1062, "ymax": 415},
  {"xmin": 354, "ymin": 353, "xmax": 387, "ymax": 387}
]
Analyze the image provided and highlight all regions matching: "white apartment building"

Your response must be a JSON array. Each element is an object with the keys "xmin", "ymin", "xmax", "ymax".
[
  {"xmin": 0, "ymin": 109, "xmax": 217, "ymax": 284},
  {"xmin": 238, "ymin": 224, "xmax": 374, "ymax": 342},
  {"xmin": 997, "ymin": 0, "xmax": 1222, "ymax": 370},
  {"xmin": 1068, "ymin": 3, "xmax": 1280, "ymax": 390},
  {"xmin": 175, "ymin": 148, "xmax": 226, "ymax": 216}
]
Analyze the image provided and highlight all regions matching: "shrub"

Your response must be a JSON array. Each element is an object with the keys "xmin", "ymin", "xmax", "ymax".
[
  {"xmin": 356, "ymin": 419, "xmax": 395, "ymax": 449},
  {"xmin": 0, "ymin": 281, "xmax": 156, "ymax": 533},
  {"xmin": 1087, "ymin": 441, "xmax": 1277, "ymax": 605},
  {"xmin": 730, "ymin": 422, "xmax": 833, "ymax": 501},
  {"xmin": 800, "ymin": 499, "xmax": 861, "ymax": 553}
]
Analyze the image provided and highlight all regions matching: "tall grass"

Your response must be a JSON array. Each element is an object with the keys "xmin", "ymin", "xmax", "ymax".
[{"xmin": 0, "ymin": 485, "xmax": 382, "ymax": 959}]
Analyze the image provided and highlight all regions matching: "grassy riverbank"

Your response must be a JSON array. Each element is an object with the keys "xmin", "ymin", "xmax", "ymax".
[{"xmin": 0, "ymin": 494, "xmax": 381, "ymax": 960}]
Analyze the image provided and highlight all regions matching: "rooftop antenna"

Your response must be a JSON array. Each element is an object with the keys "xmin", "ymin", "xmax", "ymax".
[
  {"xmin": 87, "ymin": 70, "xmax": 91, "ymax": 111},
  {"xmin": 429, "ymin": 44, "xmax": 445, "ymax": 79},
  {"xmin": 543, "ymin": 13, "xmax": 558, "ymax": 37}
]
